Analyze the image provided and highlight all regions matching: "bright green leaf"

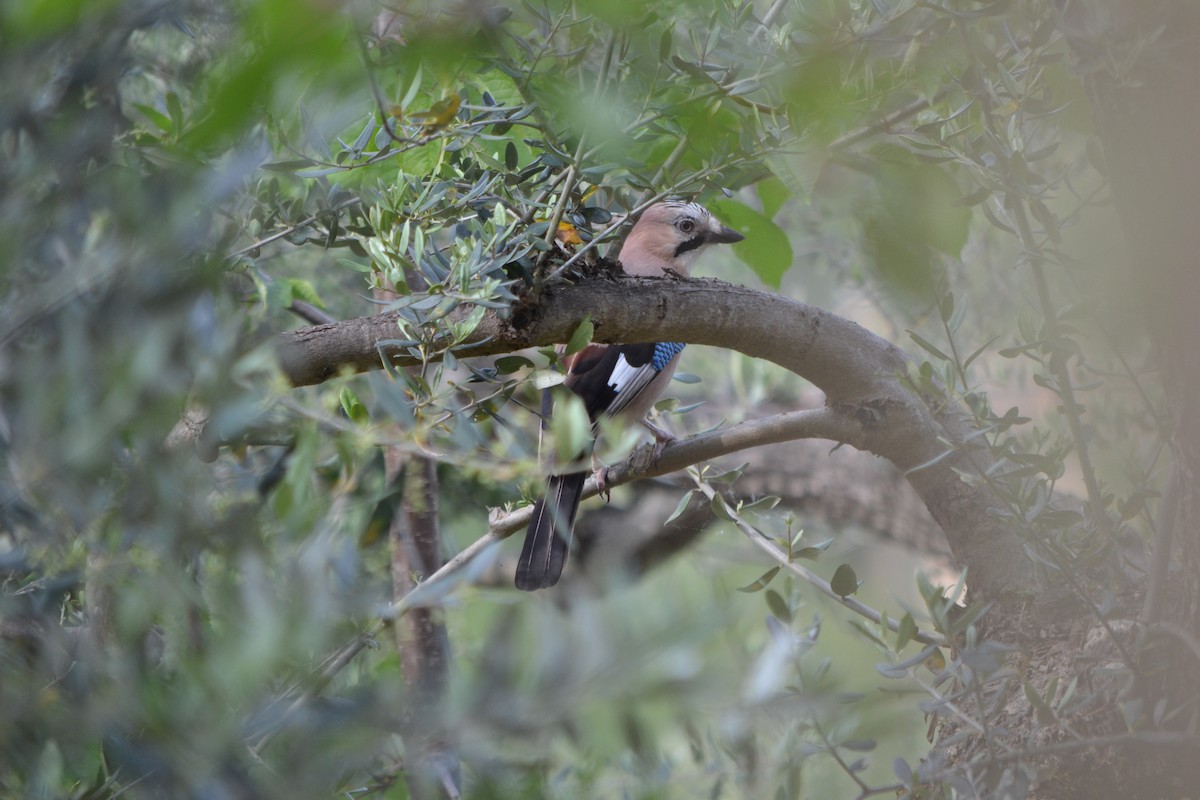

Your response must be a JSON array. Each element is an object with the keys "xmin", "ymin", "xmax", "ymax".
[
  {"xmin": 709, "ymin": 199, "xmax": 794, "ymax": 288},
  {"xmin": 756, "ymin": 176, "xmax": 792, "ymax": 219},
  {"xmin": 665, "ymin": 490, "xmax": 696, "ymax": 524},
  {"xmin": 565, "ymin": 315, "xmax": 594, "ymax": 356}
]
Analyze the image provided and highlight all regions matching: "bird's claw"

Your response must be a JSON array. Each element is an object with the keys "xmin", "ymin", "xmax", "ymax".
[
  {"xmin": 640, "ymin": 419, "xmax": 676, "ymax": 464},
  {"xmin": 594, "ymin": 466, "xmax": 611, "ymax": 501}
]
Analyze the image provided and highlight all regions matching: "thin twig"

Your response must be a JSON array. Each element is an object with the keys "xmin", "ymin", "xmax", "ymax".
[
  {"xmin": 1011, "ymin": 201, "xmax": 1112, "ymax": 540},
  {"xmin": 288, "ymin": 300, "xmax": 338, "ymax": 326},
  {"xmin": 249, "ymin": 630, "xmax": 380, "ymax": 755},
  {"xmin": 910, "ymin": 673, "xmax": 992, "ymax": 737},
  {"xmin": 758, "ymin": 0, "xmax": 791, "ymax": 32},
  {"xmin": 828, "ymin": 88, "xmax": 953, "ymax": 151},
  {"xmin": 691, "ymin": 475, "xmax": 947, "ymax": 647},
  {"xmin": 228, "ymin": 197, "xmax": 361, "ymax": 259},
  {"xmin": 815, "ymin": 722, "xmax": 871, "ymax": 794}
]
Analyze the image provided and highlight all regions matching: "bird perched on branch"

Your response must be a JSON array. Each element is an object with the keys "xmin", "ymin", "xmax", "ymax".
[{"xmin": 515, "ymin": 200, "xmax": 744, "ymax": 591}]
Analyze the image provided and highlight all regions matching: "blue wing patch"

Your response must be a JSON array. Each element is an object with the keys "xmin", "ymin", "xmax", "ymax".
[{"xmin": 652, "ymin": 342, "xmax": 686, "ymax": 371}]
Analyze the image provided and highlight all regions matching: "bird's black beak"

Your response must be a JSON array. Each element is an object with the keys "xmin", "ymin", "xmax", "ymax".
[{"xmin": 707, "ymin": 224, "xmax": 744, "ymax": 244}]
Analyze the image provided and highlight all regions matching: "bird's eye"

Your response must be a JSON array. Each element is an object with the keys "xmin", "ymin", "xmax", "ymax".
[{"xmin": 678, "ymin": 219, "xmax": 696, "ymax": 233}]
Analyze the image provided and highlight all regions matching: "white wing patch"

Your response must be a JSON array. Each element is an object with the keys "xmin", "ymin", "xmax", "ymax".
[
  {"xmin": 606, "ymin": 354, "xmax": 656, "ymax": 416},
  {"xmin": 607, "ymin": 354, "xmax": 641, "ymax": 393}
]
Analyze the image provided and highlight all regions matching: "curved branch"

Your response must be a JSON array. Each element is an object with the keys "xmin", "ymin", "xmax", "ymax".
[
  {"xmin": 275, "ymin": 277, "xmax": 895, "ymax": 400},
  {"xmin": 276, "ymin": 276, "xmax": 1037, "ymax": 599}
]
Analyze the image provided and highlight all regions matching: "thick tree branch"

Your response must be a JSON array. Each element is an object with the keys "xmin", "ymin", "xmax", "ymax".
[{"xmin": 277, "ymin": 276, "xmax": 1038, "ymax": 599}]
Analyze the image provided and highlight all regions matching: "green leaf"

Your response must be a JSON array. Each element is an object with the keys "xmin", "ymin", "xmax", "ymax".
[
  {"xmin": 907, "ymin": 330, "xmax": 951, "ymax": 362},
  {"xmin": 708, "ymin": 462, "xmax": 748, "ymax": 483},
  {"xmin": 286, "ymin": 279, "xmax": 324, "ymax": 307},
  {"xmin": 579, "ymin": 205, "xmax": 613, "ymax": 224},
  {"xmin": 741, "ymin": 495, "xmax": 781, "ymax": 513},
  {"xmin": 862, "ymin": 152, "xmax": 973, "ymax": 297},
  {"xmin": 765, "ymin": 589, "xmax": 792, "ymax": 622},
  {"xmin": 565, "ymin": 315, "xmax": 594, "ymax": 356},
  {"xmin": 830, "ymin": 564, "xmax": 860, "ymax": 598},
  {"xmin": 339, "ymin": 387, "xmax": 369, "ymax": 423},
  {"xmin": 1022, "ymin": 680, "xmax": 1057, "ymax": 725},
  {"xmin": 265, "ymin": 279, "xmax": 293, "ymax": 309},
  {"xmin": 351, "ymin": 118, "xmax": 374, "ymax": 152},
  {"xmin": 132, "ymin": 103, "xmax": 172, "ymax": 133},
  {"xmin": 764, "ymin": 151, "xmax": 823, "ymax": 205},
  {"xmin": 792, "ymin": 537, "xmax": 832, "ymax": 561},
  {"xmin": 896, "ymin": 613, "xmax": 917, "ymax": 650},
  {"xmin": 756, "ymin": 176, "xmax": 792, "ymax": 219},
  {"xmin": 664, "ymin": 490, "xmax": 696, "ymax": 524},
  {"xmin": 963, "ymin": 334, "xmax": 1001, "ymax": 371},
  {"xmin": 956, "ymin": 186, "xmax": 992, "ymax": 206},
  {"xmin": 903, "ymin": 448, "xmax": 955, "ymax": 476},
  {"xmin": 672, "ymin": 372, "xmax": 702, "ymax": 384},
  {"xmin": 710, "ymin": 493, "xmax": 736, "ymax": 521},
  {"xmin": 551, "ymin": 392, "xmax": 590, "ymax": 464},
  {"xmin": 938, "ymin": 291, "xmax": 955, "ymax": 324},
  {"xmin": 261, "ymin": 159, "xmax": 317, "ymax": 173},
  {"xmin": 337, "ymin": 257, "xmax": 372, "ymax": 273},
  {"xmin": 494, "ymin": 355, "xmax": 534, "ymax": 375},
  {"xmin": 944, "ymin": 600, "xmax": 992, "ymax": 636},
  {"xmin": 709, "ymin": 199, "xmax": 794, "ymax": 288},
  {"xmin": 737, "ymin": 566, "xmax": 780, "ymax": 593},
  {"xmin": 165, "ymin": 91, "xmax": 184, "ymax": 131}
]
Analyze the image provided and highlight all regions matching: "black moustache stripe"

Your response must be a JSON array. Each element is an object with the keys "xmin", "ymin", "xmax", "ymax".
[{"xmin": 673, "ymin": 236, "xmax": 706, "ymax": 257}]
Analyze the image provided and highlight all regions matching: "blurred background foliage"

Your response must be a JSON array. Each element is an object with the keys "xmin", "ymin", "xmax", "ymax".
[{"xmin": 0, "ymin": 0, "xmax": 1165, "ymax": 797}]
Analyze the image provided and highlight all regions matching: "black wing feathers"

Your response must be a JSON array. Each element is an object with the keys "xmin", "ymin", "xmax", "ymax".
[{"xmin": 566, "ymin": 343, "xmax": 657, "ymax": 418}]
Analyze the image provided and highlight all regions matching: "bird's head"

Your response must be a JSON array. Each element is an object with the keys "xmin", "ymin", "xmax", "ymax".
[{"xmin": 618, "ymin": 200, "xmax": 744, "ymax": 276}]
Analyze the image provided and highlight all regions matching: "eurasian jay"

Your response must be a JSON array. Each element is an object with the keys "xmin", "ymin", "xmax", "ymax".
[{"xmin": 515, "ymin": 200, "xmax": 744, "ymax": 591}]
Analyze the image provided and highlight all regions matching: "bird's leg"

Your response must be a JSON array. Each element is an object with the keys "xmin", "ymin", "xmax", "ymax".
[
  {"xmin": 640, "ymin": 418, "xmax": 676, "ymax": 463},
  {"xmin": 589, "ymin": 452, "xmax": 611, "ymax": 501}
]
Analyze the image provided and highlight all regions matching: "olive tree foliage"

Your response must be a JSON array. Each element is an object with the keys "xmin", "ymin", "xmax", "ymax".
[{"xmin": 0, "ymin": 0, "xmax": 1194, "ymax": 798}]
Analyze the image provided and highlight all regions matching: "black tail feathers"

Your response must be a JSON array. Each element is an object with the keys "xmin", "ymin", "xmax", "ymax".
[{"xmin": 515, "ymin": 471, "xmax": 586, "ymax": 590}]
